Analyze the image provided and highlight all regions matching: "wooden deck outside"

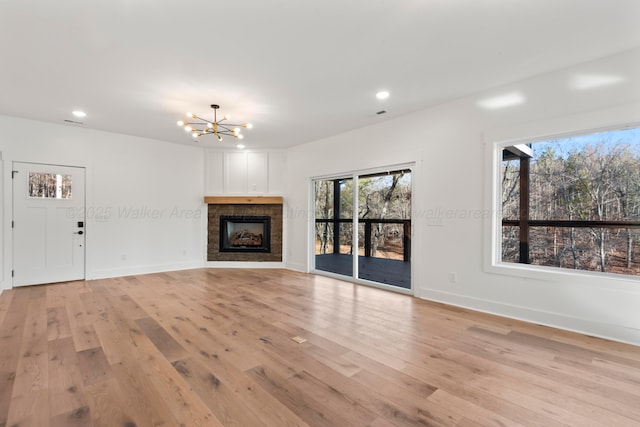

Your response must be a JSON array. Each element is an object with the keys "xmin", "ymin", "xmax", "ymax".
[{"xmin": 315, "ymin": 253, "xmax": 411, "ymax": 289}]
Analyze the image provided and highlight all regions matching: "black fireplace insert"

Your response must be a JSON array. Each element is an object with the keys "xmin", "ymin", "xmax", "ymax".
[{"xmin": 219, "ymin": 216, "xmax": 271, "ymax": 253}]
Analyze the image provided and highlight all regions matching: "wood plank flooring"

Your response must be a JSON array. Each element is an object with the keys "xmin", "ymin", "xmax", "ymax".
[{"xmin": 1, "ymin": 268, "xmax": 639, "ymax": 426}]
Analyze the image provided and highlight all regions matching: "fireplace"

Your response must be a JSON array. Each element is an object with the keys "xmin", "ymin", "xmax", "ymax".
[
  {"xmin": 206, "ymin": 197, "xmax": 282, "ymax": 262},
  {"xmin": 219, "ymin": 216, "xmax": 271, "ymax": 253}
]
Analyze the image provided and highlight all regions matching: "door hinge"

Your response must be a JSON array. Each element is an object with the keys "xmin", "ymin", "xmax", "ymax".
[
  {"xmin": 11, "ymin": 270, "xmax": 14, "ymax": 277},
  {"xmin": 11, "ymin": 220, "xmax": 14, "ymax": 228},
  {"xmin": 11, "ymin": 170, "xmax": 18, "ymax": 179}
]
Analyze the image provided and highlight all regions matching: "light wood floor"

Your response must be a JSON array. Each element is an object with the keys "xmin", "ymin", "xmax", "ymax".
[{"xmin": 1, "ymin": 269, "xmax": 639, "ymax": 426}]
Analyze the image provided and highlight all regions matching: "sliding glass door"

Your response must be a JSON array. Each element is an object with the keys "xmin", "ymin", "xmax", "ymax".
[{"xmin": 313, "ymin": 167, "xmax": 412, "ymax": 290}]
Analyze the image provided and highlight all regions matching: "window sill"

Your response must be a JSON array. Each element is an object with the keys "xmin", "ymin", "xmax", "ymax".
[{"xmin": 486, "ymin": 260, "xmax": 640, "ymax": 285}]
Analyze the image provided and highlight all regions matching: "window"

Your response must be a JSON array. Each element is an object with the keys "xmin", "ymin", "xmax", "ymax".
[
  {"xmin": 28, "ymin": 172, "xmax": 72, "ymax": 199},
  {"xmin": 499, "ymin": 126, "xmax": 640, "ymax": 276}
]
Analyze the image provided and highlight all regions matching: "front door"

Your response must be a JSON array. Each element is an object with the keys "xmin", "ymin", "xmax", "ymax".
[{"xmin": 12, "ymin": 162, "xmax": 86, "ymax": 286}]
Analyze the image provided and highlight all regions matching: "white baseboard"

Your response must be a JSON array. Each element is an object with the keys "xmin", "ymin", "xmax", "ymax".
[
  {"xmin": 418, "ymin": 288, "xmax": 640, "ymax": 347},
  {"xmin": 285, "ymin": 261, "xmax": 307, "ymax": 273},
  {"xmin": 87, "ymin": 261, "xmax": 204, "ymax": 280}
]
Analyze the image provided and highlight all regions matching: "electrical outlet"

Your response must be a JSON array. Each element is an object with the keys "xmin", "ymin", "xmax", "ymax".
[{"xmin": 448, "ymin": 272, "xmax": 457, "ymax": 283}]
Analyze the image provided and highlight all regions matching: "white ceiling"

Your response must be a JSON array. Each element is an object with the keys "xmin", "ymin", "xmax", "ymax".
[{"xmin": 1, "ymin": 0, "xmax": 639, "ymax": 149}]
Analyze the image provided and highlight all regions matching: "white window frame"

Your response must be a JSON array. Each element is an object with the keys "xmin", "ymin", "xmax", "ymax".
[{"xmin": 485, "ymin": 122, "xmax": 640, "ymax": 283}]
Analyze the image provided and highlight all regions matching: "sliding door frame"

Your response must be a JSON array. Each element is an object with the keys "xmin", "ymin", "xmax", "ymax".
[{"xmin": 310, "ymin": 162, "xmax": 415, "ymax": 294}]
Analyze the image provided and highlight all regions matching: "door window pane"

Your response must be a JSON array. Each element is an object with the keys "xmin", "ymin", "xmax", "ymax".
[
  {"xmin": 314, "ymin": 178, "xmax": 353, "ymax": 277},
  {"xmin": 357, "ymin": 170, "xmax": 411, "ymax": 288},
  {"xmin": 29, "ymin": 172, "xmax": 72, "ymax": 199}
]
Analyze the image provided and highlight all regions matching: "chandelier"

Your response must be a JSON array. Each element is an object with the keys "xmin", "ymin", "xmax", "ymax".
[{"xmin": 177, "ymin": 104, "xmax": 253, "ymax": 141}]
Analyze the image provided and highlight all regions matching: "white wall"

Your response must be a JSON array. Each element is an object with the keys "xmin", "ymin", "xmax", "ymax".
[
  {"xmin": 0, "ymin": 116, "xmax": 205, "ymax": 290},
  {"xmin": 285, "ymin": 48, "xmax": 640, "ymax": 345}
]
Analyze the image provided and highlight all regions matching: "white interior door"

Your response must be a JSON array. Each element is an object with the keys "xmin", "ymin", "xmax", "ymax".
[{"xmin": 13, "ymin": 162, "xmax": 86, "ymax": 286}]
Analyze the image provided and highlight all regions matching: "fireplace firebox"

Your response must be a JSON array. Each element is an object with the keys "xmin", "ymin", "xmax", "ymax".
[{"xmin": 219, "ymin": 216, "xmax": 271, "ymax": 253}]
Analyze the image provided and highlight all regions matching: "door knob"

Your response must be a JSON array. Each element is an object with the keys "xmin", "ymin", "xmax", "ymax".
[{"xmin": 75, "ymin": 230, "xmax": 84, "ymax": 235}]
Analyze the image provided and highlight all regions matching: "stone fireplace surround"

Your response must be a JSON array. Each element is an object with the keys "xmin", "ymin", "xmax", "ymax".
[{"xmin": 205, "ymin": 196, "xmax": 283, "ymax": 262}]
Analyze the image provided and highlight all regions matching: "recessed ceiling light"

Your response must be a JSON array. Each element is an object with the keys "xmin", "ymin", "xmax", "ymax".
[
  {"xmin": 569, "ymin": 74, "xmax": 624, "ymax": 91},
  {"xmin": 376, "ymin": 91, "xmax": 390, "ymax": 100},
  {"xmin": 72, "ymin": 110, "xmax": 87, "ymax": 118},
  {"xmin": 477, "ymin": 92, "xmax": 525, "ymax": 110},
  {"xmin": 237, "ymin": 144, "xmax": 245, "ymax": 149}
]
